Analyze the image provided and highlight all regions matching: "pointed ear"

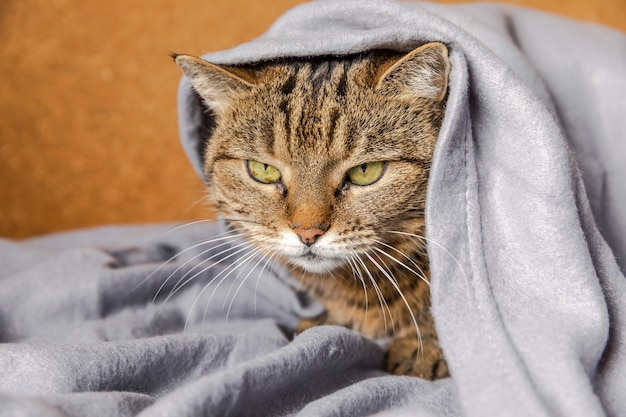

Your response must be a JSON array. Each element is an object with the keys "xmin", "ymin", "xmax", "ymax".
[
  {"xmin": 173, "ymin": 54, "xmax": 254, "ymax": 114},
  {"xmin": 376, "ymin": 42, "xmax": 450, "ymax": 102}
]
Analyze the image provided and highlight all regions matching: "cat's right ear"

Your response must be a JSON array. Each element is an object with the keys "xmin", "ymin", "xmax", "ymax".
[
  {"xmin": 173, "ymin": 54, "xmax": 254, "ymax": 115},
  {"xmin": 375, "ymin": 42, "xmax": 450, "ymax": 102}
]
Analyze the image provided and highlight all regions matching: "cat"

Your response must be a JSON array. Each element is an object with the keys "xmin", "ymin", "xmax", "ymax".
[{"xmin": 173, "ymin": 42, "xmax": 450, "ymax": 380}]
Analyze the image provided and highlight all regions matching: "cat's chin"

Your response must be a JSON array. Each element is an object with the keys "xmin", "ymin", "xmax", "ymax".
[{"xmin": 288, "ymin": 254, "xmax": 345, "ymax": 275}]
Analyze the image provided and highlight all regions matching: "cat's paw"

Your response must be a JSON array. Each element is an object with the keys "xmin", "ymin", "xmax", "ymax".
[{"xmin": 385, "ymin": 335, "xmax": 449, "ymax": 380}]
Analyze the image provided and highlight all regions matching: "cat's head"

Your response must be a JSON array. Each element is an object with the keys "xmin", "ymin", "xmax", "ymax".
[{"xmin": 175, "ymin": 43, "xmax": 450, "ymax": 275}]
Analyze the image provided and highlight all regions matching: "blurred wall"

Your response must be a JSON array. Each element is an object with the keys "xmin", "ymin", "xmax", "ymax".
[{"xmin": 1, "ymin": 0, "xmax": 625, "ymax": 238}]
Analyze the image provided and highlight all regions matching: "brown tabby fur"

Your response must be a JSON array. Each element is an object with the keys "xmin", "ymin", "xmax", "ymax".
[{"xmin": 174, "ymin": 43, "xmax": 450, "ymax": 379}]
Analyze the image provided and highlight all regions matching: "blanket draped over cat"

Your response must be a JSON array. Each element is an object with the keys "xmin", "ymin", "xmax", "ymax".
[{"xmin": 1, "ymin": 1, "xmax": 625, "ymax": 416}]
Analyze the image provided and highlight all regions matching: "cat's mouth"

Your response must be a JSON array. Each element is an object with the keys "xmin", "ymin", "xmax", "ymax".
[
  {"xmin": 270, "ymin": 230, "xmax": 347, "ymax": 274},
  {"xmin": 303, "ymin": 252, "xmax": 318, "ymax": 261},
  {"xmin": 287, "ymin": 250, "xmax": 345, "ymax": 274}
]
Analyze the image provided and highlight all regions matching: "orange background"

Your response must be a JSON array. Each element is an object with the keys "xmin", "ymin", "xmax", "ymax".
[{"xmin": 1, "ymin": 0, "xmax": 625, "ymax": 238}]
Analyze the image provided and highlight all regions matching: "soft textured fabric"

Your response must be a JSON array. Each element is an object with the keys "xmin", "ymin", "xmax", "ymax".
[{"xmin": 2, "ymin": 1, "xmax": 626, "ymax": 416}]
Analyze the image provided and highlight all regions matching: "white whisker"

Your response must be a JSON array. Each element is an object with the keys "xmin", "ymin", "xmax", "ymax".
[
  {"xmin": 347, "ymin": 253, "xmax": 369, "ymax": 329},
  {"xmin": 372, "ymin": 244, "xmax": 429, "ymax": 287},
  {"xmin": 161, "ymin": 241, "xmax": 254, "ymax": 308},
  {"xmin": 205, "ymin": 235, "xmax": 274, "ymax": 318},
  {"xmin": 388, "ymin": 230, "xmax": 467, "ymax": 285},
  {"xmin": 371, "ymin": 249, "xmax": 397, "ymax": 285},
  {"xmin": 364, "ymin": 252, "xmax": 421, "ymax": 350},
  {"xmin": 151, "ymin": 234, "xmax": 249, "ymax": 303},
  {"xmin": 136, "ymin": 219, "xmax": 219, "ymax": 248},
  {"xmin": 223, "ymin": 247, "xmax": 265, "ymax": 309},
  {"xmin": 131, "ymin": 230, "xmax": 241, "ymax": 294},
  {"xmin": 226, "ymin": 248, "xmax": 273, "ymax": 321},
  {"xmin": 253, "ymin": 251, "xmax": 277, "ymax": 314},
  {"xmin": 184, "ymin": 246, "xmax": 259, "ymax": 331},
  {"xmin": 373, "ymin": 238, "xmax": 427, "ymax": 276},
  {"xmin": 204, "ymin": 247, "xmax": 262, "ymax": 323},
  {"xmin": 352, "ymin": 250, "xmax": 392, "ymax": 335}
]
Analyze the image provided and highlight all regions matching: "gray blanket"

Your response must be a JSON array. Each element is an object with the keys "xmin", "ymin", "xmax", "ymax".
[{"xmin": 2, "ymin": 1, "xmax": 626, "ymax": 416}]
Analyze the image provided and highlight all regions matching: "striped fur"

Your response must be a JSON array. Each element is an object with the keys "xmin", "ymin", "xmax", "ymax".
[{"xmin": 175, "ymin": 43, "xmax": 450, "ymax": 379}]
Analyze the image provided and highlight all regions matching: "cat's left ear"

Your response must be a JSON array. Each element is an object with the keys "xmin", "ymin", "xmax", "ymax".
[
  {"xmin": 173, "ymin": 54, "xmax": 255, "ymax": 115},
  {"xmin": 376, "ymin": 42, "xmax": 450, "ymax": 102}
]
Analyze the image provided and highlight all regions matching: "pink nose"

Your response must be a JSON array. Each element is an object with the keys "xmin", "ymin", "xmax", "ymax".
[{"xmin": 292, "ymin": 227, "xmax": 326, "ymax": 246}]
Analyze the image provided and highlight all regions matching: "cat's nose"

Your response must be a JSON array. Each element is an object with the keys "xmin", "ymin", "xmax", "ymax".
[{"xmin": 292, "ymin": 226, "xmax": 326, "ymax": 246}]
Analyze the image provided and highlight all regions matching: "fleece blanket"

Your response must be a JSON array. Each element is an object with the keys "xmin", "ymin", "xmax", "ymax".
[{"xmin": 2, "ymin": 1, "xmax": 626, "ymax": 416}]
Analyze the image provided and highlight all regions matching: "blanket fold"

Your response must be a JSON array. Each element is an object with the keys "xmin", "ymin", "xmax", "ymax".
[{"xmin": 2, "ymin": 1, "xmax": 626, "ymax": 416}]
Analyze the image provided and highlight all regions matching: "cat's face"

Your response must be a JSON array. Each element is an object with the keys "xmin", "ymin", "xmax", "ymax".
[{"xmin": 176, "ymin": 43, "xmax": 449, "ymax": 274}]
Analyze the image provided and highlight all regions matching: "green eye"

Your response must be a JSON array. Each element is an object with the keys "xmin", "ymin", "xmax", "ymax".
[
  {"xmin": 247, "ymin": 160, "xmax": 282, "ymax": 184},
  {"xmin": 346, "ymin": 161, "xmax": 387, "ymax": 186}
]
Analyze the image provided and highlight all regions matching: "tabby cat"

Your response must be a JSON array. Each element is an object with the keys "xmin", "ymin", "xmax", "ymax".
[{"xmin": 174, "ymin": 42, "xmax": 450, "ymax": 379}]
